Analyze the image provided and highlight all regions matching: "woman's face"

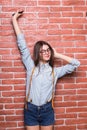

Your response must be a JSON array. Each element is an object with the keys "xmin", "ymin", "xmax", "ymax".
[{"xmin": 39, "ymin": 45, "xmax": 51, "ymax": 62}]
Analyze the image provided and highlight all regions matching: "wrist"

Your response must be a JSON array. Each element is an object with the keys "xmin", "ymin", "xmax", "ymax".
[{"xmin": 12, "ymin": 17, "xmax": 17, "ymax": 22}]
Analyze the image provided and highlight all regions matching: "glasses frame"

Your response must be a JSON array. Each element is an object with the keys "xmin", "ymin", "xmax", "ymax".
[{"xmin": 39, "ymin": 48, "xmax": 51, "ymax": 54}]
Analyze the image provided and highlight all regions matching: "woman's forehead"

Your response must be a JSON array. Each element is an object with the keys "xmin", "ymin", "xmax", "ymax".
[{"xmin": 40, "ymin": 45, "xmax": 49, "ymax": 50}]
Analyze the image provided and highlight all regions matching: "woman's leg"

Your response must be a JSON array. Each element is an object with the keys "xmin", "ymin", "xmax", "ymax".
[
  {"xmin": 26, "ymin": 125, "xmax": 40, "ymax": 130},
  {"xmin": 41, "ymin": 125, "xmax": 54, "ymax": 130}
]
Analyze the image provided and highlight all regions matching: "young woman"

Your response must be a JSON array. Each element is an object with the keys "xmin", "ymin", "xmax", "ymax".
[{"xmin": 12, "ymin": 11, "xmax": 80, "ymax": 130}]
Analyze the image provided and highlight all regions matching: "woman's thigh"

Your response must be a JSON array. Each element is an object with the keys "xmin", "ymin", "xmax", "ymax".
[
  {"xmin": 41, "ymin": 125, "xmax": 54, "ymax": 130},
  {"xmin": 26, "ymin": 125, "xmax": 40, "ymax": 130}
]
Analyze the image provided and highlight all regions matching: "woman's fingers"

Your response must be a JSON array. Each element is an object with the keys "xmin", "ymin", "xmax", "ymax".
[{"xmin": 12, "ymin": 10, "xmax": 24, "ymax": 17}]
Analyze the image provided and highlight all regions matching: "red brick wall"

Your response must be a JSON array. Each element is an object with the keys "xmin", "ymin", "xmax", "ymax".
[{"xmin": 0, "ymin": 0, "xmax": 87, "ymax": 130}]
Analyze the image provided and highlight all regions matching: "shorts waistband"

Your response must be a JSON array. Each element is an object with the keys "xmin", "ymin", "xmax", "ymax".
[{"xmin": 27, "ymin": 100, "xmax": 52, "ymax": 110}]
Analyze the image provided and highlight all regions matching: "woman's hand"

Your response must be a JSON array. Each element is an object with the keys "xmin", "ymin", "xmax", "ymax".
[
  {"xmin": 53, "ymin": 48, "xmax": 58, "ymax": 58},
  {"xmin": 12, "ymin": 10, "xmax": 24, "ymax": 20}
]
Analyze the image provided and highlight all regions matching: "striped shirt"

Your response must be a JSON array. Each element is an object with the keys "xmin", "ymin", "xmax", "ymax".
[{"xmin": 17, "ymin": 34, "xmax": 80, "ymax": 106}]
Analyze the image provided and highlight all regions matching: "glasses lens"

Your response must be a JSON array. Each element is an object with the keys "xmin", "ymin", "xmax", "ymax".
[{"xmin": 40, "ymin": 48, "xmax": 50, "ymax": 54}]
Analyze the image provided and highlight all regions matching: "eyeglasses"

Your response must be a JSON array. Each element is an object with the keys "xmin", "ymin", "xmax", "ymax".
[{"xmin": 40, "ymin": 48, "xmax": 51, "ymax": 54}]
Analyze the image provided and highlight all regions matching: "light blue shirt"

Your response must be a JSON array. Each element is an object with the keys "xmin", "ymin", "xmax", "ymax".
[{"xmin": 17, "ymin": 34, "xmax": 80, "ymax": 106}]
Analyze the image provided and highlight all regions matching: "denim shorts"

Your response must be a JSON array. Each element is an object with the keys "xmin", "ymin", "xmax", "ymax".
[{"xmin": 24, "ymin": 101, "xmax": 55, "ymax": 126}]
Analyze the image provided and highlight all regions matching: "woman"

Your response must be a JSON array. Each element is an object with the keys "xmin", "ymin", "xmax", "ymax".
[{"xmin": 12, "ymin": 10, "xmax": 80, "ymax": 130}]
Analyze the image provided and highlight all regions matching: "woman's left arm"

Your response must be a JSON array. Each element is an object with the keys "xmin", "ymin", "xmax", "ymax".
[
  {"xmin": 53, "ymin": 48, "xmax": 80, "ymax": 78},
  {"xmin": 54, "ymin": 48, "xmax": 74, "ymax": 63}
]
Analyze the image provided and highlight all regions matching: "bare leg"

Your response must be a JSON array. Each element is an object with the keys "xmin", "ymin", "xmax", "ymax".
[
  {"xmin": 26, "ymin": 125, "xmax": 40, "ymax": 130},
  {"xmin": 41, "ymin": 125, "xmax": 54, "ymax": 130}
]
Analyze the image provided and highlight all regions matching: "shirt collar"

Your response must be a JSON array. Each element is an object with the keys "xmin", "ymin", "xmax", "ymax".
[{"xmin": 39, "ymin": 62, "xmax": 49, "ymax": 69}]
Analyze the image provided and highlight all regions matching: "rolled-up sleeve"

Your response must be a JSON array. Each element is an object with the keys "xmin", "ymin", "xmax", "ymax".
[
  {"xmin": 17, "ymin": 34, "xmax": 34, "ymax": 70},
  {"xmin": 55, "ymin": 59, "xmax": 80, "ymax": 79}
]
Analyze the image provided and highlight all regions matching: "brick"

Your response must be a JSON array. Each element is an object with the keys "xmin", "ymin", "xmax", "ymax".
[
  {"xmin": 2, "ymin": 0, "xmax": 12, "ymax": 5},
  {"xmin": 26, "ymin": 7, "xmax": 49, "ymax": 12},
  {"xmin": 38, "ymin": 1, "xmax": 60, "ymax": 6},
  {"xmin": 0, "ymin": 61, "xmax": 12, "ymax": 66},
  {"xmin": 80, "ymin": 59, "xmax": 87, "ymax": 65},
  {"xmin": 0, "ymin": 122, "xmax": 17, "ymax": 128},
  {"xmin": 0, "ymin": 115, "xmax": 4, "ymax": 121},
  {"xmin": 62, "ymin": 1, "xmax": 85, "ymax": 6},
  {"xmin": 55, "ymin": 126, "xmax": 76, "ymax": 130},
  {"xmin": 14, "ymin": 85, "xmax": 25, "ymax": 90},
  {"xmin": 13, "ymin": 0, "xmax": 37, "ymax": 6},
  {"xmin": 13, "ymin": 61, "xmax": 23, "ymax": 66},
  {"xmin": 0, "ymin": 110, "xmax": 14, "ymax": 115},
  {"xmin": 72, "ymin": 18, "xmax": 87, "ymax": 23},
  {"xmin": 14, "ymin": 73, "xmax": 26, "ymax": 78},
  {"xmin": 48, "ymin": 30, "xmax": 72, "ymax": 35},
  {"xmin": 5, "ymin": 104, "xmax": 24, "ymax": 109},
  {"xmin": 65, "ymin": 119, "xmax": 87, "ymax": 125},
  {"xmin": 77, "ymin": 89, "xmax": 87, "ymax": 94},
  {"xmin": 62, "ymin": 12, "xmax": 83, "ymax": 17},
  {"xmin": 0, "ymin": 86, "xmax": 12, "ymax": 91},
  {"xmin": 54, "ymin": 108, "xmax": 65, "ymax": 114},
  {"xmin": 57, "ymin": 77, "xmax": 75, "ymax": 84},
  {"xmin": 2, "ymin": 7, "xmax": 25, "ymax": 13},
  {"xmin": 6, "ymin": 116, "xmax": 23, "ymax": 121},
  {"xmin": 56, "ymin": 113, "xmax": 77, "ymax": 119},
  {"xmin": 0, "ymin": 98, "xmax": 12, "ymax": 103},
  {"xmin": 65, "ymin": 48, "xmax": 87, "ymax": 53},
  {"xmin": 14, "ymin": 97, "xmax": 24, "ymax": 103},
  {"xmin": 18, "ymin": 121, "xmax": 24, "ymax": 127},
  {"xmin": 2, "ymin": 55, "xmax": 21, "ymax": 60},
  {"xmin": 79, "ymin": 113, "xmax": 87, "ymax": 118},
  {"xmin": 25, "ymin": 18, "xmax": 48, "ymax": 24},
  {"xmin": 62, "ymin": 36, "xmax": 85, "ymax": 41},
  {"xmin": 78, "ymin": 102, "xmax": 87, "ymax": 107},
  {"xmin": 66, "ymin": 108, "xmax": 87, "ymax": 113},
  {"xmin": 2, "ymin": 91, "xmax": 25, "ymax": 97},
  {"xmin": 0, "ymin": 50, "xmax": 10, "ymax": 55},
  {"xmin": 50, "ymin": 7, "xmax": 72, "ymax": 12},
  {"xmin": 64, "ymin": 95, "xmax": 87, "ymax": 101},
  {"xmin": 74, "ymin": 7, "xmax": 87, "ymax": 11},
  {"xmin": 64, "ymin": 84, "xmax": 87, "ymax": 89},
  {"xmin": 55, "ymin": 101, "xmax": 76, "ymax": 107},
  {"xmin": 2, "ymin": 67, "xmax": 25, "ymax": 72},
  {"xmin": 55, "ymin": 120, "xmax": 64, "ymax": 125},
  {"xmin": 0, "ymin": 43, "xmax": 16, "ymax": 48},
  {"xmin": 74, "ymin": 30, "xmax": 87, "ymax": 35},
  {"xmin": 55, "ymin": 89, "xmax": 76, "ymax": 96},
  {"xmin": 49, "ymin": 18, "xmax": 70, "ymax": 23},
  {"xmin": 76, "ymin": 78, "xmax": 87, "ymax": 83},
  {"xmin": 75, "ymin": 41, "xmax": 87, "ymax": 47},
  {"xmin": 38, "ymin": 13, "xmax": 61, "ymax": 18},
  {"xmin": 16, "ymin": 110, "xmax": 24, "ymax": 115},
  {"xmin": 0, "ymin": 73, "xmax": 13, "ymax": 79},
  {"xmin": 6, "ymin": 128, "xmax": 25, "ymax": 130},
  {"xmin": 61, "ymin": 24, "xmax": 83, "ymax": 29},
  {"xmin": 0, "ymin": 105, "xmax": 3, "ymax": 109},
  {"xmin": 77, "ymin": 124, "xmax": 87, "ymax": 129}
]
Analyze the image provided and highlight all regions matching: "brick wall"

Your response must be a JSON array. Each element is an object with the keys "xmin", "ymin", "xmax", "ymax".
[{"xmin": 0, "ymin": 0, "xmax": 87, "ymax": 130}]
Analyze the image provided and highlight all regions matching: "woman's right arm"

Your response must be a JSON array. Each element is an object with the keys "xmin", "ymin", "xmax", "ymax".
[
  {"xmin": 12, "ymin": 11, "xmax": 34, "ymax": 70},
  {"xmin": 12, "ymin": 11, "xmax": 22, "ymax": 36}
]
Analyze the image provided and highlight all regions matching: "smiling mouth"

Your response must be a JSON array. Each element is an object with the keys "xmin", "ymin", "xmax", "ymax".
[{"xmin": 45, "ymin": 55, "xmax": 50, "ymax": 58}]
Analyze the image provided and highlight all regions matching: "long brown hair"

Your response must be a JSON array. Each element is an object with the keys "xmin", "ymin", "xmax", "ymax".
[{"xmin": 33, "ymin": 40, "xmax": 54, "ymax": 68}]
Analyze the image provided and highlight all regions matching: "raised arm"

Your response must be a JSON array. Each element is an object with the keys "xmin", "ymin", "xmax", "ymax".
[
  {"xmin": 53, "ymin": 48, "xmax": 80, "ymax": 78},
  {"xmin": 53, "ymin": 48, "xmax": 73, "ymax": 63},
  {"xmin": 12, "ymin": 10, "xmax": 34, "ymax": 70},
  {"xmin": 12, "ymin": 10, "xmax": 23, "ymax": 36}
]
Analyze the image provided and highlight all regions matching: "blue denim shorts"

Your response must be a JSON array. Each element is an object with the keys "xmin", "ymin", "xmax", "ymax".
[{"xmin": 24, "ymin": 101, "xmax": 55, "ymax": 126}]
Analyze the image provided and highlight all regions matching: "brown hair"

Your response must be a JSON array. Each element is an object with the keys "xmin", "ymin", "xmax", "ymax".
[{"xmin": 33, "ymin": 40, "xmax": 54, "ymax": 68}]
